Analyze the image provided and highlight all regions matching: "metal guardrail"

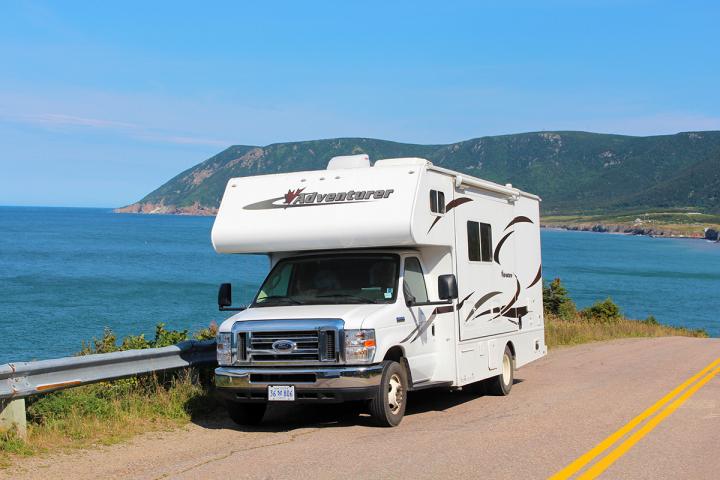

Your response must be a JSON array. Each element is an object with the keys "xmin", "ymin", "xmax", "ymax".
[
  {"xmin": 0, "ymin": 340, "xmax": 216, "ymax": 437},
  {"xmin": 0, "ymin": 339, "xmax": 216, "ymax": 400}
]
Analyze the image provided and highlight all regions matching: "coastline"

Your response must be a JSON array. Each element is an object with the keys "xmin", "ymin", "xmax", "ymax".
[
  {"xmin": 541, "ymin": 213, "xmax": 720, "ymax": 242},
  {"xmin": 540, "ymin": 222, "xmax": 719, "ymax": 241},
  {"xmin": 114, "ymin": 202, "xmax": 217, "ymax": 216}
]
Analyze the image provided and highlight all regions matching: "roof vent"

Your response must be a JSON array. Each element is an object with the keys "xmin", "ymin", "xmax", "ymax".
[{"xmin": 327, "ymin": 154, "xmax": 370, "ymax": 170}]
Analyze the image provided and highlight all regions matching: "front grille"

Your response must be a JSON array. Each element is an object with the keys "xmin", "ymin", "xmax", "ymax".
[
  {"xmin": 237, "ymin": 328, "xmax": 340, "ymax": 364},
  {"xmin": 251, "ymin": 331, "xmax": 319, "ymax": 350}
]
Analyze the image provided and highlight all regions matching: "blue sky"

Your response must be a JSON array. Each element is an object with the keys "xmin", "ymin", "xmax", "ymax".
[{"xmin": 1, "ymin": 1, "xmax": 719, "ymax": 207}]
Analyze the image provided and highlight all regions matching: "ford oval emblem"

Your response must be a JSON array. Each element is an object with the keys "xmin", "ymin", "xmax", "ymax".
[{"xmin": 272, "ymin": 339, "xmax": 296, "ymax": 353}]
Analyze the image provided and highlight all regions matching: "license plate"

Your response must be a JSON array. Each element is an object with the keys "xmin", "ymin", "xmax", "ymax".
[{"xmin": 268, "ymin": 385, "xmax": 295, "ymax": 401}]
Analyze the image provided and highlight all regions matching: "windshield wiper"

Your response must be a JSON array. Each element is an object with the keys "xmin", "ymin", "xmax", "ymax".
[
  {"xmin": 255, "ymin": 295, "xmax": 304, "ymax": 305},
  {"xmin": 316, "ymin": 294, "xmax": 377, "ymax": 304}
]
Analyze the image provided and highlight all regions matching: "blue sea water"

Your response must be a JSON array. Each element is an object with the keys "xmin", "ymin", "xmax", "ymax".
[{"xmin": 1, "ymin": 207, "xmax": 718, "ymax": 364}]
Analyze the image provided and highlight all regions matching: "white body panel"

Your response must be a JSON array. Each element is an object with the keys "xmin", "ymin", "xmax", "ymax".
[{"xmin": 214, "ymin": 157, "xmax": 546, "ymax": 388}]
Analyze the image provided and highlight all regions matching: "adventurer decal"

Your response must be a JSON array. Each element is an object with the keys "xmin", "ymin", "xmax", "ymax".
[{"xmin": 243, "ymin": 187, "xmax": 395, "ymax": 210}]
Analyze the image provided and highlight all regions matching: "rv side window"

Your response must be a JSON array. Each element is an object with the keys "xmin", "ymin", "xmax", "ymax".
[
  {"xmin": 467, "ymin": 221, "xmax": 481, "ymax": 261},
  {"xmin": 430, "ymin": 190, "xmax": 446, "ymax": 214},
  {"xmin": 467, "ymin": 221, "xmax": 493, "ymax": 262},
  {"xmin": 480, "ymin": 222, "xmax": 492, "ymax": 262},
  {"xmin": 403, "ymin": 257, "xmax": 429, "ymax": 303}
]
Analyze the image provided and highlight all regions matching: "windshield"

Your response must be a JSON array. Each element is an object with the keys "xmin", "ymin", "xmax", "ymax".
[{"xmin": 253, "ymin": 254, "xmax": 400, "ymax": 306}]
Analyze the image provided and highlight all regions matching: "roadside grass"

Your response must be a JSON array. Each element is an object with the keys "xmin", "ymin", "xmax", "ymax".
[
  {"xmin": 1, "ymin": 324, "xmax": 219, "ymax": 468},
  {"xmin": 545, "ymin": 314, "xmax": 708, "ymax": 348},
  {"xmin": 543, "ymin": 278, "xmax": 708, "ymax": 348}
]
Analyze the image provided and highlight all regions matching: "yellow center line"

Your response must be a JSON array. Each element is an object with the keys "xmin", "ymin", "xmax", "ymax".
[
  {"xmin": 578, "ymin": 366, "xmax": 720, "ymax": 479},
  {"xmin": 549, "ymin": 357, "xmax": 720, "ymax": 480}
]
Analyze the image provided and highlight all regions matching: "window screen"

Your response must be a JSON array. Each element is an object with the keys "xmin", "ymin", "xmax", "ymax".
[
  {"xmin": 437, "ymin": 191, "xmax": 445, "ymax": 213},
  {"xmin": 403, "ymin": 257, "xmax": 429, "ymax": 303},
  {"xmin": 468, "ymin": 221, "xmax": 493, "ymax": 262}
]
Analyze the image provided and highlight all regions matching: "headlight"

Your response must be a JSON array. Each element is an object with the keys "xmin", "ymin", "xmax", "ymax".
[
  {"xmin": 344, "ymin": 329, "xmax": 376, "ymax": 363},
  {"xmin": 217, "ymin": 332, "xmax": 232, "ymax": 366}
]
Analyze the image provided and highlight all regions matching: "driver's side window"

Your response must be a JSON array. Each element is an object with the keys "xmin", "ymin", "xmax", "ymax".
[{"xmin": 403, "ymin": 257, "xmax": 429, "ymax": 303}]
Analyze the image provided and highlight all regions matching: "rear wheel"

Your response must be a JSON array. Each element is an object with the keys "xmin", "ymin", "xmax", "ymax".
[
  {"xmin": 368, "ymin": 361, "xmax": 407, "ymax": 427},
  {"xmin": 486, "ymin": 345, "xmax": 514, "ymax": 396},
  {"xmin": 226, "ymin": 402, "xmax": 266, "ymax": 426}
]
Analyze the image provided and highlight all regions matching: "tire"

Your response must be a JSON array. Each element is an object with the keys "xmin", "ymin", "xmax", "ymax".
[
  {"xmin": 368, "ymin": 361, "xmax": 408, "ymax": 427},
  {"xmin": 226, "ymin": 402, "xmax": 266, "ymax": 426},
  {"xmin": 486, "ymin": 345, "xmax": 514, "ymax": 396}
]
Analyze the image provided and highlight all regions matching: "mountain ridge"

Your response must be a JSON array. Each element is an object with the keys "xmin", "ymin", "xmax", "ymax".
[{"xmin": 116, "ymin": 130, "xmax": 720, "ymax": 216}]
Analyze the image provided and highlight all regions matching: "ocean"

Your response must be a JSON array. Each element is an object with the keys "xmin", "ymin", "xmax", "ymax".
[{"xmin": 1, "ymin": 206, "xmax": 718, "ymax": 364}]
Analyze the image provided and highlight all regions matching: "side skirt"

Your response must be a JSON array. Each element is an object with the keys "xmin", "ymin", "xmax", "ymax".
[{"xmin": 410, "ymin": 380, "xmax": 454, "ymax": 392}]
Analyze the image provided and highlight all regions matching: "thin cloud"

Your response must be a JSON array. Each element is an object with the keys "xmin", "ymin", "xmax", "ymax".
[
  {"xmin": 3, "ymin": 112, "xmax": 230, "ymax": 147},
  {"xmin": 23, "ymin": 113, "xmax": 138, "ymax": 129},
  {"xmin": 137, "ymin": 133, "xmax": 231, "ymax": 147}
]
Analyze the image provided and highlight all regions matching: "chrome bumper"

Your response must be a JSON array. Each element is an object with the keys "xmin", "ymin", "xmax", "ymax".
[{"xmin": 215, "ymin": 364, "xmax": 384, "ymax": 390}]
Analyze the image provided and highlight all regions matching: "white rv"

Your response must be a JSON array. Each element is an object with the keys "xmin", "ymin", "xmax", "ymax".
[{"xmin": 212, "ymin": 154, "xmax": 546, "ymax": 427}]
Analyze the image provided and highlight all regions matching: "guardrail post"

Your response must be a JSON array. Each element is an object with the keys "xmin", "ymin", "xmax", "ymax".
[{"xmin": 0, "ymin": 398, "xmax": 27, "ymax": 439}]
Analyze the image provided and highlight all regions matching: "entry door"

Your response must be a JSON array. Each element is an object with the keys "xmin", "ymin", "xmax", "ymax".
[
  {"xmin": 453, "ymin": 193, "xmax": 519, "ymax": 341},
  {"xmin": 401, "ymin": 256, "xmax": 437, "ymax": 382}
]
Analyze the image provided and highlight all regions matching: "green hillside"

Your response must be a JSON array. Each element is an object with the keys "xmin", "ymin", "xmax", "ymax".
[{"xmin": 117, "ymin": 131, "xmax": 720, "ymax": 216}]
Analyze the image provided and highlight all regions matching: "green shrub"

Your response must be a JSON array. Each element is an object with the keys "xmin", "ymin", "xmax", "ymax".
[
  {"xmin": 643, "ymin": 315, "xmax": 659, "ymax": 325},
  {"xmin": 581, "ymin": 298, "xmax": 622, "ymax": 323},
  {"xmin": 195, "ymin": 321, "xmax": 219, "ymax": 340},
  {"xmin": 152, "ymin": 323, "xmax": 189, "ymax": 347},
  {"xmin": 78, "ymin": 323, "xmax": 190, "ymax": 355}
]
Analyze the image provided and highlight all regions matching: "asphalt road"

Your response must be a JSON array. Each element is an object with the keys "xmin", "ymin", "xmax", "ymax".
[{"xmin": 4, "ymin": 336, "xmax": 719, "ymax": 479}]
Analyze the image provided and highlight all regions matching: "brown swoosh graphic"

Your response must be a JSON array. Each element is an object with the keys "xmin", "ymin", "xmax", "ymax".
[
  {"xmin": 494, "ymin": 275, "xmax": 521, "ymax": 319},
  {"xmin": 465, "ymin": 291, "xmax": 502, "ymax": 322},
  {"xmin": 504, "ymin": 215, "xmax": 533, "ymax": 230},
  {"xmin": 400, "ymin": 305, "xmax": 455, "ymax": 344},
  {"xmin": 527, "ymin": 264, "xmax": 542, "ymax": 289},
  {"xmin": 457, "ymin": 291, "xmax": 474, "ymax": 310},
  {"xmin": 494, "ymin": 230, "xmax": 514, "ymax": 264},
  {"xmin": 427, "ymin": 196, "xmax": 473, "ymax": 233},
  {"xmin": 410, "ymin": 305, "xmax": 454, "ymax": 342}
]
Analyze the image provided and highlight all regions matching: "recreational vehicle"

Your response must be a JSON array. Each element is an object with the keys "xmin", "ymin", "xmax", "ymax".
[{"xmin": 212, "ymin": 154, "xmax": 546, "ymax": 427}]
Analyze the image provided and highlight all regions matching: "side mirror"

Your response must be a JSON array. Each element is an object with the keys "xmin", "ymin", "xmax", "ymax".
[
  {"xmin": 438, "ymin": 274, "xmax": 458, "ymax": 300},
  {"xmin": 218, "ymin": 283, "xmax": 232, "ymax": 310}
]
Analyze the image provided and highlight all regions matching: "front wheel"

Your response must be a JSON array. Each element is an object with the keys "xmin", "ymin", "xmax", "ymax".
[
  {"xmin": 486, "ymin": 345, "xmax": 514, "ymax": 396},
  {"xmin": 226, "ymin": 402, "xmax": 266, "ymax": 426},
  {"xmin": 368, "ymin": 361, "xmax": 408, "ymax": 427}
]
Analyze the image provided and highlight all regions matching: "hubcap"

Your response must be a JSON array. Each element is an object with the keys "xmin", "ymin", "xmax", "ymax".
[
  {"xmin": 387, "ymin": 373, "xmax": 404, "ymax": 414},
  {"xmin": 502, "ymin": 353, "xmax": 512, "ymax": 386}
]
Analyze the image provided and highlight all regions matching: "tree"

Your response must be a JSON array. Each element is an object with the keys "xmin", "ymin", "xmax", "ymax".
[{"xmin": 543, "ymin": 278, "xmax": 577, "ymax": 318}]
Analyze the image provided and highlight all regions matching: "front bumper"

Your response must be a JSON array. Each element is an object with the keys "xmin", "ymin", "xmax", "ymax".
[{"xmin": 215, "ymin": 364, "xmax": 384, "ymax": 403}]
